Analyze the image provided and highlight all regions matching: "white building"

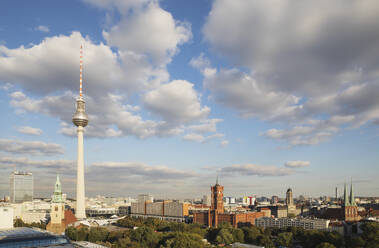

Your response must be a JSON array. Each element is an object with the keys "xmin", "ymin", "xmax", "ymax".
[{"xmin": 0, "ymin": 206, "xmax": 14, "ymax": 229}]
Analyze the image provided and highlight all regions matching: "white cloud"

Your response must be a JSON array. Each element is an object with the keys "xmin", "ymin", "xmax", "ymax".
[
  {"xmin": 143, "ymin": 80, "xmax": 210, "ymax": 123},
  {"xmin": 0, "ymin": 139, "xmax": 64, "ymax": 156},
  {"xmin": 285, "ymin": 160, "xmax": 310, "ymax": 168},
  {"xmin": 220, "ymin": 164, "xmax": 293, "ymax": 177},
  {"xmin": 183, "ymin": 133, "xmax": 204, "ymax": 142},
  {"xmin": 200, "ymin": 0, "xmax": 379, "ymax": 145},
  {"xmin": 202, "ymin": 67, "xmax": 301, "ymax": 120},
  {"xmin": 262, "ymin": 115, "xmax": 355, "ymax": 145},
  {"xmin": 189, "ymin": 119, "xmax": 223, "ymax": 133},
  {"xmin": 35, "ymin": 25, "xmax": 49, "ymax": 32},
  {"xmin": 103, "ymin": 1, "xmax": 192, "ymax": 65},
  {"xmin": 183, "ymin": 133, "xmax": 224, "ymax": 143},
  {"xmin": 17, "ymin": 126, "xmax": 43, "ymax": 136}
]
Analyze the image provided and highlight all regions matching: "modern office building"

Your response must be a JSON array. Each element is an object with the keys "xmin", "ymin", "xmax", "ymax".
[{"xmin": 9, "ymin": 171, "xmax": 33, "ymax": 203}]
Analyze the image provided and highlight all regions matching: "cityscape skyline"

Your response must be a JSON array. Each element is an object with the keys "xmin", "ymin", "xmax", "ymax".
[{"xmin": 0, "ymin": 0, "xmax": 379, "ymax": 198}]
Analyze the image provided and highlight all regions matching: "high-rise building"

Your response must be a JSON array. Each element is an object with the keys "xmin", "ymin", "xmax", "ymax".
[
  {"xmin": 286, "ymin": 188, "xmax": 294, "ymax": 206},
  {"xmin": 72, "ymin": 46, "xmax": 89, "ymax": 220},
  {"xmin": 9, "ymin": 171, "xmax": 33, "ymax": 203}
]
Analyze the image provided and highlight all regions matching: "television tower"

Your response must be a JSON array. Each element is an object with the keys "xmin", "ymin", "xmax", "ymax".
[{"xmin": 72, "ymin": 45, "xmax": 88, "ymax": 219}]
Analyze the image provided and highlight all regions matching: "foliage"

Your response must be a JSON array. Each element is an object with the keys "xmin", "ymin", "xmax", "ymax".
[
  {"xmin": 14, "ymin": 218, "xmax": 46, "ymax": 229},
  {"xmin": 159, "ymin": 232, "xmax": 206, "ymax": 248},
  {"xmin": 315, "ymin": 242, "xmax": 336, "ymax": 248},
  {"xmin": 129, "ymin": 226, "xmax": 160, "ymax": 247},
  {"xmin": 88, "ymin": 227, "xmax": 109, "ymax": 243},
  {"xmin": 215, "ymin": 228, "xmax": 234, "ymax": 245},
  {"xmin": 276, "ymin": 232, "xmax": 293, "ymax": 247},
  {"xmin": 64, "ymin": 215, "xmax": 379, "ymax": 248},
  {"xmin": 360, "ymin": 222, "xmax": 379, "ymax": 246}
]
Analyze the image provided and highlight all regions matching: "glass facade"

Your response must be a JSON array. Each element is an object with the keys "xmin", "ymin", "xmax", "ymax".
[
  {"xmin": 10, "ymin": 172, "xmax": 33, "ymax": 203},
  {"xmin": 0, "ymin": 227, "xmax": 71, "ymax": 247}
]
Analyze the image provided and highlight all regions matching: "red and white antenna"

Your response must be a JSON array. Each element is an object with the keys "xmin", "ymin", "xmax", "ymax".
[{"xmin": 79, "ymin": 45, "xmax": 83, "ymax": 97}]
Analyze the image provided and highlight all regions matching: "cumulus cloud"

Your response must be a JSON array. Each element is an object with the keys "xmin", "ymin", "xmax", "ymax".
[
  {"xmin": 17, "ymin": 126, "xmax": 43, "ymax": 136},
  {"xmin": 103, "ymin": 1, "xmax": 191, "ymax": 65},
  {"xmin": 143, "ymin": 80, "xmax": 210, "ymax": 123},
  {"xmin": 35, "ymin": 25, "xmax": 49, "ymax": 32},
  {"xmin": 189, "ymin": 119, "xmax": 223, "ymax": 133},
  {"xmin": 0, "ymin": 1, "xmax": 222, "ymax": 141},
  {"xmin": 199, "ymin": 0, "xmax": 379, "ymax": 145},
  {"xmin": 220, "ymin": 164, "xmax": 293, "ymax": 177},
  {"xmin": 0, "ymin": 139, "xmax": 64, "ymax": 156},
  {"xmin": 262, "ymin": 115, "xmax": 355, "ymax": 145},
  {"xmin": 285, "ymin": 161, "xmax": 310, "ymax": 168},
  {"xmin": 183, "ymin": 133, "xmax": 224, "ymax": 143},
  {"xmin": 201, "ymin": 67, "xmax": 301, "ymax": 120}
]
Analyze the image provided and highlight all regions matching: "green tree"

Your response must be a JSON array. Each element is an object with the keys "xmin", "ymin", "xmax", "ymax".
[
  {"xmin": 130, "ymin": 226, "xmax": 159, "ymax": 247},
  {"xmin": 215, "ymin": 228, "xmax": 234, "ymax": 245},
  {"xmin": 315, "ymin": 242, "xmax": 336, "ymax": 248},
  {"xmin": 65, "ymin": 226, "xmax": 78, "ymax": 241},
  {"xmin": 258, "ymin": 234, "xmax": 275, "ymax": 248},
  {"xmin": 160, "ymin": 232, "xmax": 206, "ymax": 248},
  {"xmin": 77, "ymin": 227, "xmax": 89, "ymax": 241},
  {"xmin": 360, "ymin": 222, "xmax": 379, "ymax": 245},
  {"xmin": 242, "ymin": 226, "xmax": 262, "ymax": 244},
  {"xmin": 345, "ymin": 236, "xmax": 365, "ymax": 248},
  {"xmin": 232, "ymin": 228, "xmax": 244, "ymax": 243},
  {"xmin": 88, "ymin": 227, "xmax": 109, "ymax": 243},
  {"xmin": 276, "ymin": 232, "xmax": 293, "ymax": 247},
  {"xmin": 324, "ymin": 231, "xmax": 344, "ymax": 247}
]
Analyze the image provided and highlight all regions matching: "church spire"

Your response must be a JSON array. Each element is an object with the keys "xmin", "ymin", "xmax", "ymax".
[
  {"xmin": 52, "ymin": 175, "xmax": 63, "ymax": 203},
  {"xmin": 349, "ymin": 179, "xmax": 355, "ymax": 206},
  {"xmin": 344, "ymin": 183, "xmax": 349, "ymax": 206}
]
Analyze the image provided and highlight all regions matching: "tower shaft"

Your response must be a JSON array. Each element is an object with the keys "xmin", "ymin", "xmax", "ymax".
[{"xmin": 75, "ymin": 126, "xmax": 86, "ymax": 219}]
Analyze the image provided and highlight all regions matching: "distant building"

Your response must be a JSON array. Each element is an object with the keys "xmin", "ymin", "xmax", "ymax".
[
  {"xmin": 46, "ymin": 175, "xmax": 77, "ymax": 234},
  {"xmin": 343, "ymin": 182, "xmax": 360, "ymax": 222},
  {"xmin": 0, "ymin": 206, "xmax": 13, "ymax": 229},
  {"xmin": 270, "ymin": 196, "xmax": 279, "ymax": 204},
  {"xmin": 131, "ymin": 194, "xmax": 189, "ymax": 222},
  {"xmin": 242, "ymin": 196, "xmax": 256, "ymax": 206},
  {"xmin": 10, "ymin": 171, "xmax": 33, "ymax": 203},
  {"xmin": 286, "ymin": 188, "xmax": 299, "ymax": 216},
  {"xmin": 255, "ymin": 217, "xmax": 330, "ymax": 230},
  {"xmin": 202, "ymin": 195, "xmax": 211, "ymax": 206},
  {"xmin": 322, "ymin": 181, "xmax": 361, "ymax": 222},
  {"xmin": 193, "ymin": 180, "xmax": 264, "ymax": 227}
]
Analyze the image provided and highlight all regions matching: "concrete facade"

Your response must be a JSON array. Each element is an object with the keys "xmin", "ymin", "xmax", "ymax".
[
  {"xmin": 255, "ymin": 217, "xmax": 330, "ymax": 230},
  {"xmin": 0, "ymin": 206, "xmax": 14, "ymax": 229}
]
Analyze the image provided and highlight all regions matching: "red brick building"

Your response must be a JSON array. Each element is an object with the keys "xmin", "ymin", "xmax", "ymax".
[{"xmin": 193, "ymin": 180, "xmax": 264, "ymax": 227}]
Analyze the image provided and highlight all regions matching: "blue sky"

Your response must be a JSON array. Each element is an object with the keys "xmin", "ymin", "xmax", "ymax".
[{"xmin": 0, "ymin": 0, "xmax": 378, "ymax": 199}]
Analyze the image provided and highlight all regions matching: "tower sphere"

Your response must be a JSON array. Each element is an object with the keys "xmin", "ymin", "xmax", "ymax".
[{"xmin": 72, "ymin": 97, "xmax": 88, "ymax": 127}]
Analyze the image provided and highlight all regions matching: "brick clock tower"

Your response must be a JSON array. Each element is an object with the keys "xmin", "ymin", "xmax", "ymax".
[{"xmin": 211, "ymin": 178, "xmax": 224, "ymax": 214}]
